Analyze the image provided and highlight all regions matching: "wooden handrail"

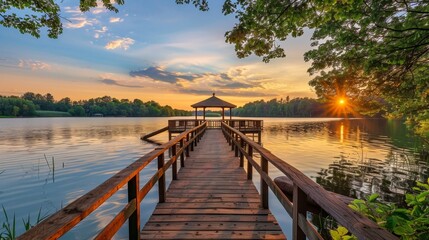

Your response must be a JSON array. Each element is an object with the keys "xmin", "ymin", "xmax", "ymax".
[
  {"xmin": 221, "ymin": 122, "xmax": 398, "ymax": 240},
  {"xmin": 18, "ymin": 122, "xmax": 207, "ymax": 240}
]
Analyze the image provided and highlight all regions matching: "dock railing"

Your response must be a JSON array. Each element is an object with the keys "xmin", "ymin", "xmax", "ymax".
[
  {"xmin": 221, "ymin": 122, "xmax": 398, "ymax": 240},
  {"xmin": 18, "ymin": 122, "xmax": 207, "ymax": 240}
]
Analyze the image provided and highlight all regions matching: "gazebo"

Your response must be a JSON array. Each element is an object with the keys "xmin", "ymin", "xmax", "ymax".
[{"xmin": 191, "ymin": 93, "xmax": 236, "ymax": 120}]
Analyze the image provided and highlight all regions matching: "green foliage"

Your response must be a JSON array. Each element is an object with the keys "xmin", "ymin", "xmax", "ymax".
[
  {"xmin": 233, "ymin": 97, "xmax": 333, "ymax": 117},
  {"xmin": 0, "ymin": 0, "xmax": 124, "ymax": 38},
  {"xmin": 1, "ymin": 206, "xmax": 45, "ymax": 240},
  {"xmin": 344, "ymin": 178, "xmax": 429, "ymax": 240},
  {"xmin": 329, "ymin": 226, "xmax": 357, "ymax": 240},
  {"xmin": 0, "ymin": 92, "xmax": 191, "ymax": 118},
  {"xmin": 0, "ymin": 97, "xmax": 36, "ymax": 117}
]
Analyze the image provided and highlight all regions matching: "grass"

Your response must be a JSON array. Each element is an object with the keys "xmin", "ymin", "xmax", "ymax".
[
  {"xmin": 1, "ymin": 205, "xmax": 45, "ymax": 240},
  {"xmin": 35, "ymin": 111, "xmax": 71, "ymax": 117}
]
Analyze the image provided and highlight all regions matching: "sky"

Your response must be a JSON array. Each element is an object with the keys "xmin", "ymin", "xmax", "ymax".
[{"xmin": 0, "ymin": 1, "xmax": 316, "ymax": 110}]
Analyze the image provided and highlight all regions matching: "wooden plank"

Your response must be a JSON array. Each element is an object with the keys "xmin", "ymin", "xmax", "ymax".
[
  {"xmin": 165, "ymin": 193, "xmax": 260, "ymax": 198},
  {"xmin": 142, "ymin": 222, "xmax": 282, "ymax": 231},
  {"xmin": 152, "ymin": 208, "xmax": 271, "ymax": 215},
  {"xmin": 155, "ymin": 202, "xmax": 261, "ymax": 209},
  {"xmin": 164, "ymin": 197, "xmax": 261, "ymax": 203},
  {"xmin": 141, "ymin": 231, "xmax": 285, "ymax": 240},
  {"xmin": 147, "ymin": 214, "xmax": 278, "ymax": 223},
  {"xmin": 166, "ymin": 189, "xmax": 256, "ymax": 194}
]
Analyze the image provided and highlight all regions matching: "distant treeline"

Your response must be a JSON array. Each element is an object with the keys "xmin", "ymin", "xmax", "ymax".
[
  {"xmin": 233, "ymin": 97, "xmax": 330, "ymax": 117},
  {"xmin": 0, "ymin": 92, "xmax": 192, "ymax": 117}
]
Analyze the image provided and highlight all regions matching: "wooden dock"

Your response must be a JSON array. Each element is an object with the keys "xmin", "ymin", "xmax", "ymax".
[
  {"xmin": 141, "ymin": 129, "xmax": 285, "ymax": 239},
  {"xmin": 19, "ymin": 121, "xmax": 398, "ymax": 240}
]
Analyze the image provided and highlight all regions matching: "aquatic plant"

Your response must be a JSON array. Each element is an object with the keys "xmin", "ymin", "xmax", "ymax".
[
  {"xmin": 331, "ymin": 178, "xmax": 429, "ymax": 240},
  {"xmin": 0, "ymin": 206, "xmax": 44, "ymax": 240}
]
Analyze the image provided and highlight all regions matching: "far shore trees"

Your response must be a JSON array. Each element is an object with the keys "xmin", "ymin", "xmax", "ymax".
[{"xmin": 0, "ymin": 93, "xmax": 191, "ymax": 117}]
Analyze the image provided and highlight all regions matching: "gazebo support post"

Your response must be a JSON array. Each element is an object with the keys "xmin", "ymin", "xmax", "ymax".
[
  {"xmin": 203, "ymin": 107, "xmax": 206, "ymax": 120},
  {"xmin": 229, "ymin": 108, "xmax": 232, "ymax": 120},
  {"xmin": 222, "ymin": 108, "xmax": 225, "ymax": 120}
]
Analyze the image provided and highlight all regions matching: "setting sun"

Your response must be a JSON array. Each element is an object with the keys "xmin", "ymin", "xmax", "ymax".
[{"xmin": 338, "ymin": 98, "xmax": 346, "ymax": 105}]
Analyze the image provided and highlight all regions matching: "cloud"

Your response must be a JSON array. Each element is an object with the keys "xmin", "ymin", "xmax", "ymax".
[
  {"xmin": 94, "ymin": 26, "xmax": 108, "ymax": 38},
  {"xmin": 65, "ymin": 17, "xmax": 95, "ymax": 29},
  {"xmin": 178, "ymin": 89, "xmax": 274, "ymax": 97},
  {"xmin": 212, "ymin": 82, "xmax": 255, "ymax": 89},
  {"xmin": 128, "ymin": 65, "xmax": 266, "ymax": 99},
  {"xmin": 18, "ymin": 60, "xmax": 51, "ymax": 71},
  {"xmin": 64, "ymin": 6, "xmax": 81, "ymax": 14},
  {"xmin": 129, "ymin": 66, "xmax": 201, "ymax": 83},
  {"xmin": 109, "ymin": 17, "xmax": 123, "ymax": 23},
  {"xmin": 95, "ymin": 26, "xmax": 108, "ymax": 33},
  {"xmin": 105, "ymin": 38, "xmax": 135, "ymax": 50},
  {"xmin": 100, "ymin": 78, "xmax": 143, "ymax": 88}
]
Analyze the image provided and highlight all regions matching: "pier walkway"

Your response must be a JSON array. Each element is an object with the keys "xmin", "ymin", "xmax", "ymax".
[
  {"xmin": 141, "ymin": 129, "xmax": 285, "ymax": 239},
  {"xmin": 19, "ymin": 121, "xmax": 398, "ymax": 240}
]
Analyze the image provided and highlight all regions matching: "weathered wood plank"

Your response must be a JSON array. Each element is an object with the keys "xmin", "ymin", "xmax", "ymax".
[
  {"xmin": 142, "ymin": 222, "xmax": 282, "ymax": 231},
  {"xmin": 147, "ymin": 214, "xmax": 278, "ymax": 223},
  {"xmin": 164, "ymin": 197, "xmax": 261, "ymax": 203},
  {"xmin": 141, "ymin": 230, "xmax": 285, "ymax": 240},
  {"xmin": 155, "ymin": 202, "xmax": 261, "ymax": 209},
  {"xmin": 153, "ymin": 208, "xmax": 272, "ymax": 215},
  {"xmin": 165, "ymin": 193, "xmax": 261, "ymax": 198}
]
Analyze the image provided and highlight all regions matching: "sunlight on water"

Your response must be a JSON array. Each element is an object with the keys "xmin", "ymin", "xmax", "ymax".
[{"xmin": 0, "ymin": 117, "xmax": 427, "ymax": 239}]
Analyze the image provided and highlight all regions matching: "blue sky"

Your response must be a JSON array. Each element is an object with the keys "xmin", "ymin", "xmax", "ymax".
[{"xmin": 0, "ymin": 1, "xmax": 315, "ymax": 109}]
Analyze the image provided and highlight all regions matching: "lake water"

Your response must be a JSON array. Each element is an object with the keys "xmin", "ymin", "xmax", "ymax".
[{"xmin": 0, "ymin": 117, "xmax": 427, "ymax": 239}]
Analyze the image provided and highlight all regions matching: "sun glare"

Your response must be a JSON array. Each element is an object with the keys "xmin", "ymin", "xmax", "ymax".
[{"xmin": 338, "ymin": 98, "xmax": 346, "ymax": 106}]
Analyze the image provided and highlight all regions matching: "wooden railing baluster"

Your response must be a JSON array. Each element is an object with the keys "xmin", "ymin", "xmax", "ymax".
[
  {"xmin": 239, "ymin": 138, "xmax": 244, "ymax": 167},
  {"xmin": 172, "ymin": 144, "xmax": 177, "ymax": 180},
  {"xmin": 247, "ymin": 145, "xmax": 253, "ymax": 180},
  {"xmin": 186, "ymin": 133, "xmax": 190, "ymax": 157},
  {"xmin": 261, "ymin": 156, "xmax": 268, "ymax": 209},
  {"xmin": 191, "ymin": 132, "xmax": 194, "ymax": 151},
  {"xmin": 293, "ymin": 184, "xmax": 307, "ymax": 240},
  {"xmin": 180, "ymin": 138, "xmax": 185, "ymax": 167},
  {"xmin": 158, "ymin": 153, "xmax": 166, "ymax": 203},
  {"xmin": 128, "ymin": 174, "xmax": 140, "ymax": 240}
]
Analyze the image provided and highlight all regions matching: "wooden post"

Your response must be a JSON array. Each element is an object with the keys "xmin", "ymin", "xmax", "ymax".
[
  {"xmin": 261, "ymin": 156, "xmax": 268, "ymax": 209},
  {"xmin": 239, "ymin": 138, "xmax": 244, "ymax": 167},
  {"xmin": 195, "ymin": 108, "xmax": 197, "ymax": 120},
  {"xmin": 230, "ymin": 107, "xmax": 232, "ymax": 120},
  {"xmin": 293, "ymin": 184, "xmax": 307, "ymax": 240},
  {"xmin": 158, "ymin": 154, "xmax": 165, "ymax": 203},
  {"xmin": 172, "ymin": 144, "xmax": 177, "ymax": 180},
  {"xmin": 234, "ymin": 134, "xmax": 239, "ymax": 157},
  {"xmin": 222, "ymin": 107, "xmax": 225, "ymax": 120},
  {"xmin": 247, "ymin": 146, "xmax": 253, "ymax": 180},
  {"xmin": 180, "ymin": 138, "xmax": 185, "ymax": 167},
  {"xmin": 203, "ymin": 107, "xmax": 206, "ymax": 120},
  {"xmin": 258, "ymin": 131, "xmax": 262, "ymax": 145},
  {"xmin": 191, "ymin": 132, "xmax": 194, "ymax": 151},
  {"xmin": 186, "ymin": 133, "xmax": 190, "ymax": 157},
  {"xmin": 128, "ymin": 174, "xmax": 140, "ymax": 240},
  {"xmin": 195, "ymin": 130, "xmax": 198, "ymax": 147},
  {"xmin": 231, "ymin": 132, "xmax": 234, "ymax": 151}
]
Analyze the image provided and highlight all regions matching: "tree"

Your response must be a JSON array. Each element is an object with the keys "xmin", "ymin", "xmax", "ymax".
[{"xmin": 0, "ymin": 0, "xmax": 124, "ymax": 38}]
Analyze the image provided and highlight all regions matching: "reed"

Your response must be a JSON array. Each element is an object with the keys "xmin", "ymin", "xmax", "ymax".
[{"xmin": 1, "ymin": 206, "xmax": 45, "ymax": 240}]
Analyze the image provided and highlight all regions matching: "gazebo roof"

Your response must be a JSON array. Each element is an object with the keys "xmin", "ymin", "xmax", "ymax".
[{"xmin": 191, "ymin": 93, "xmax": 236, "ymax": 108}]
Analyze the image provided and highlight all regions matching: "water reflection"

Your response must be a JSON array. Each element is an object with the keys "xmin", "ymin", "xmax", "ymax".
[{"xmin": 262, "ymin": 118, "xmax": 428, "ymax": 204}]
